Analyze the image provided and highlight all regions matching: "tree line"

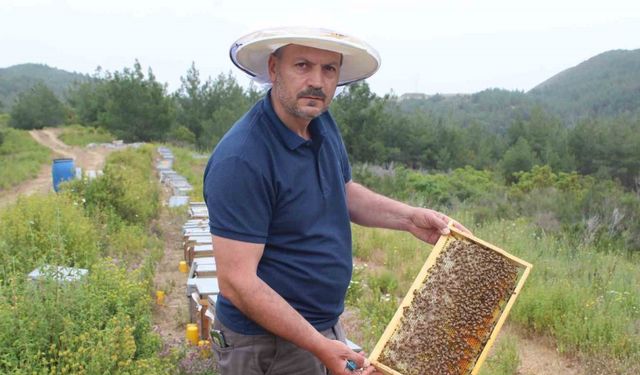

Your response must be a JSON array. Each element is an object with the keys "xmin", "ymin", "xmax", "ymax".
[{"xmin": 4, "ymin": 61, "xmax": 640, "ymax": 189}]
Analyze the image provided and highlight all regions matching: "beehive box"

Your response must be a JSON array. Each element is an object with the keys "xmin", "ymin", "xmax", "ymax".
[{"xmin": 368, "ymin": 225, "xmax": 532, "ymax": 375}]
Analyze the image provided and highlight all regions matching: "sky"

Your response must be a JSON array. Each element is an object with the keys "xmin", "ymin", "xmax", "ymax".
[{"xmin": 1, "ymin": 0, "xmax": 639, "ymax": 96}]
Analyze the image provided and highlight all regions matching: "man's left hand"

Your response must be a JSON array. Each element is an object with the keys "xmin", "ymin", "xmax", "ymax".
[{"xmin": 407, "ymin": 208, "xmax": 471, "ymax": 244}]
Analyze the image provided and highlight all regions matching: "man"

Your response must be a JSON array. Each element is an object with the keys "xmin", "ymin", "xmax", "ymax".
[{"xmin": 203, "ymin": 27, "xmax": 468, "ymax": 375}]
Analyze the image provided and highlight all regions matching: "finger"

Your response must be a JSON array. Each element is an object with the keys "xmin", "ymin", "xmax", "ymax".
[
  {"xmin": 346, "ymin": 353, "xmax": 367, "ymax": 369},
  {"xmin": 361, "ymin": 365, "xmax": 381, "ymax": 375},
  {"xmin": 428, "ymin": 211, "xmax": 450, "ymax": 235}
]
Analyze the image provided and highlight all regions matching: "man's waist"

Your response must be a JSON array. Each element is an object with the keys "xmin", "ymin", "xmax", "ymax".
[{"xmin": 215, "ymin": 294, "xmax": 341, "ymax": 335}]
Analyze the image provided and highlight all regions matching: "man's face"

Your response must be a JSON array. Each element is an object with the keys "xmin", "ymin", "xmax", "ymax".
[{"xmin": 268, "ymin": 44, "xmax": 341, "ymax": 121}]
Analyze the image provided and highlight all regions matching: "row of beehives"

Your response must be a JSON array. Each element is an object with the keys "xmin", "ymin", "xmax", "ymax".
[
  {"xmin": 74, "ymin": 167, "xmax": 103, "ymax": 180},
  {"xmin": 156, "ymin": 147, "xmax": 193, "ymax": 207},
  {"xmin": 182, "ymin": 201, "xmax": 219, "ymax": 342}
]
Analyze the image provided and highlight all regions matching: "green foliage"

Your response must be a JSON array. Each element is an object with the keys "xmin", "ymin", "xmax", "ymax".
[
  {"xmin": 66, "ymin": 73, "xmax": 108, "ymax": 126},
  {"xmin": 168, "ymin": 125, "xmax": 196, "ymax": 146},
  {"xmin": 0, "ymin": 113, "xmax": 9, "ymax": 128},
  {"xmin": 0, "ymin": 260, "xmax": 171, "ymax": 373},
  {"xmin": 530, "ymin": 49, "xmax": 640, "ymax": 121},
  {"xmin": 64, "ymin": 145, "xmax": 160, "ymax": 225},
  {"xmin": 0, "ymin": 63, "xmax": 87, "ymax": 110},
  {"xmin": 169, "ymin": 145, "xmax": 208, "ymax": 200},
  {"xmin": 9, "ymin": 82, "xmax": 65, "ymax": 129},
  {"xmin": 569, "ymin": 115, "xmax": 640, "ymax": 189},
  {"xmin": 58, "ymin": 124, "xmax": 115, "ymax": 146},
  {"xmin": 0, "ymin": 127, "xmax": 50, "ymax": 189},
  {"xmin": 500, "ymin": 138, "xmax": 537, "ymax": 183},
  {"xmin": 101, "ymin": 62, "xmax": 175, "ymax": 142},
  {"xmin": 0, "ymin": 194, "xmax": 100, "ymax": 277},
  {"xmin": 68, "ymin": 62, "xmax": 176, "ymax": 142},
  {"xmin": 174, "ymin": 66, "xmax": 258, "ymax": 150},
  {"xmin": 332, "ymin": 82, "xmax": 391, "ymax": 163},
  {"xmin": 0, "ymin": 144, "xmax": 175, "ymax": 373},
  {"xmin": 398, "ymin": 89, "xmax": 532, "ymax": 134},
  {"xmin": 356, "ymin": 163, "xmax": 640, "ymax": 252},
  {"xmin": 353, "ymin": 164, "xmax": 502, "ymax": 209}
]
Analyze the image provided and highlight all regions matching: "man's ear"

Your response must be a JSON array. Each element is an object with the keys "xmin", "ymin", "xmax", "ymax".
[{"xmin": 268, "ymin": 54, "xmax": 277, "ymax": 82}]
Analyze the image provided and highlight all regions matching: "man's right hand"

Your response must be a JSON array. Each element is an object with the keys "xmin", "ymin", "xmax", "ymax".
[{"xmin": 316, "ymin": 338, "xmax": 381, "ymax": 375}]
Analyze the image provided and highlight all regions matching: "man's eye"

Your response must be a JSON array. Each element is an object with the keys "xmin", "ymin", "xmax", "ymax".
[
  {"xmin": 324, "ymin": 66, "xmax": 337, "ymax": 72},
  {"xmin": 296, "ymin": 62, "xmax": 307, "ymax": 68}
]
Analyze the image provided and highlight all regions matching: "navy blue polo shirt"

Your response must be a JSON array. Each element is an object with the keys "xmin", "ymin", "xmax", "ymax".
[{"xmin": 203, "ymin": 91, "xmax": 352, "ymax": 335}]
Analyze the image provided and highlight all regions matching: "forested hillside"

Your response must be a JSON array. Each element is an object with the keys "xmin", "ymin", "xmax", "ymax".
[
  {"xmin": 2, "ymin": 49, "xmax": 639, "ymax": 189},
  {"xmin": 530, "ymin": 49, "xmax": 640, "ymax": 122},
  {"xmin": 0, "ymin": 63, "xmax": 87, "ymax": 109},
  {"xmin": 397, "ymin": 48, "xmax": 640, "ymax": 129}
]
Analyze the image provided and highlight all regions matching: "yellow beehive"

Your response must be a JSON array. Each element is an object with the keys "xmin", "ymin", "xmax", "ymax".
[{"xmin": 368, "ymin": 224, "xmax": 532, "ymax": 375}]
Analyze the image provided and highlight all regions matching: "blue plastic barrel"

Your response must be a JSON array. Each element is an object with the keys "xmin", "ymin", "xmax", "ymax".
[{"xmin": 51, "ymin": 158, "xmax": 75, "ymax": 192}]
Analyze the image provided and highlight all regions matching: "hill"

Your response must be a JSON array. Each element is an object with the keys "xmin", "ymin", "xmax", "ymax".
[
  {"xmin": 397, "ymin": 48, "xmax": 640, "ymax": 129},
  {"xmin": 529, "ymin": 49, "xmax": 640, "ymax": 122},
  {"xmin": 396, "ymin": 89, "xmax": 533, "ymax": 133},
  {"xmin": 0, "ymin": 63, "xmax": 88, "ymax": 110}
]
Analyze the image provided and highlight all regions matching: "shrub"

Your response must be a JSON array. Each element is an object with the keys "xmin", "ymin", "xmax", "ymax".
[
  {"xmin": 9, "ymin": 82, "xmax": 65, "ymax": 129},
  {"xmin": 168, "ymin": 126, "xmax": 197, "ymax": 146},
  {"xmin": 0, "ymin": 259, "xmax": 171, "ymax": 373},
  {"xmin": 0, "ymin": 194, "xmax": 100, "ymax": 277},
  {"xmin": 64, "ymin": 145, "xmax": 160, "ymax": 225}
]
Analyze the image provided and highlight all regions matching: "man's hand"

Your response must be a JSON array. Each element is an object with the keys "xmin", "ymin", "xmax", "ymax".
[
  {"xmin": 316, "ymin": 338, "xmax": 379, "ymax": 375},
  {"xmin": 407, "ymin": 207, "xmax": 471, "ymax": 244}
]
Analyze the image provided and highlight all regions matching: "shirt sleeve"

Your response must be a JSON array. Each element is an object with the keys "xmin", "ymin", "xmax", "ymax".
[{"xmin": 203, "ymin": 156, "xmax": 273, "ymax": 244}]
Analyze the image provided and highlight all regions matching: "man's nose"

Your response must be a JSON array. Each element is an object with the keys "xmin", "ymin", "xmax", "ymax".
[{"xmin": 307, "ymin": 66, "xmax": 323, "ymax": 88}]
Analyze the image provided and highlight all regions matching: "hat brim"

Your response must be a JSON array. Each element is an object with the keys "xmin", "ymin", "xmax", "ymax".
[{"xmin": 230, "ymin": 28, "xmax": 381, "ymax": 86}]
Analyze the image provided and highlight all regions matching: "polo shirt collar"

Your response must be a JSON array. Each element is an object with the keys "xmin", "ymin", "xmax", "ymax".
[{"xmin": 263, "ymin": 90, "xmax": 326, "ymax": 150}]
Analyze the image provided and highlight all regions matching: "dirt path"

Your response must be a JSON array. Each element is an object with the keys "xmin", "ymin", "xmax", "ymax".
[
  {"xmin": 152, "ymin": 199, "xmax": 192, "ymax": 348},
  {"xmin": 0, "ymin": 128, "xmax": 114, "ymax": 207},
  {"xmin": 495, "ymin": 324, "xmax": 584, "ymax": 375}
]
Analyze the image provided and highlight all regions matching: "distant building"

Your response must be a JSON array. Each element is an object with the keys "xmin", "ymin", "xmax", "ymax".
[{"xmin": 399, "ymin": 93, "xmax": 429, "ymax": 101}]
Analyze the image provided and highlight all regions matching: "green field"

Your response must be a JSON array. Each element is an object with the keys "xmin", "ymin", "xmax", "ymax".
[
  {"xmin": 0, "ymin": 127, "xmax": 50, "ymax": 189},
  {"xmin": 58, "ymin": 124, "xmax": 115, "ymax": 146}
]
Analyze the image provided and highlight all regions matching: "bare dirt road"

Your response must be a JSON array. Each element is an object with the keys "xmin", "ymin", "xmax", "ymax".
[{"xmin": 0, "ymin": 128, "xmax": 114, "ymax": 208}]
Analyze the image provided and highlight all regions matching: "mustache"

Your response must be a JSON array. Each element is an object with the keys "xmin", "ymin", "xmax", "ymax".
[{"xmin": 297, "ymin": 87, "xmax": 326, "ymax": 100}]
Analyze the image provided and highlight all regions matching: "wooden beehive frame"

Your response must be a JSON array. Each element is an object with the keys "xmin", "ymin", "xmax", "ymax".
[{"xmin": 368, "ymin": 225, "xmax": 532, "ymax": 375}]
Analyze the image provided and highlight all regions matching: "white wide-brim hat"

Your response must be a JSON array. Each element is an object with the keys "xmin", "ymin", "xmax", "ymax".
[{"xmin": 230, "ymin": 27, "xmax": 381, "ymax": 86}]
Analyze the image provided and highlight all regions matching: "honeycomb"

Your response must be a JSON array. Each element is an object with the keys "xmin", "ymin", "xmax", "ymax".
[{"xmin": 376, "ymin": 238, "xmax": 521, "ymax": 375}]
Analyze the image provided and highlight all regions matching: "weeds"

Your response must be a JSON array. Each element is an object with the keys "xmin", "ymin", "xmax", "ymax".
[
  {"xmin": 0, "ymin": 127, "xmax": 50, "ymax": 189},
  {"xmin": 0, "ymin": 145, "xmax": 177, "ymax": 373}
]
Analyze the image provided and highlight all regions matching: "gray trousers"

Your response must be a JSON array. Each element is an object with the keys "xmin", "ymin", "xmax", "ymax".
[{"xmin": 212, "ymin": 318, "xmax": 347, "ymax": 375}]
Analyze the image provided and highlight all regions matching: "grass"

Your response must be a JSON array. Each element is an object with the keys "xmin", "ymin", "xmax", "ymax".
[
  {"xmin": 168, "ymin": 145, "xmax": 209, "ymax": 201},
  {"xmin": 58, "ymin": 124, "xmax": 115, "ymax": 146},
  {"xmin": 348, "ymin": 215, "xmax": 640, "ymax": 373},
  {"xmin": 0, "ymin": 127, "xmax": 50, "ymax": 189},
  {"xmin": 0, "ymin": 113, "xmax": 9, "ymax": 128},
  {"xmin": 478, "ymin": 333, "xmax": 520, "ymax": 375},
  {"xmin": 478, "ymin": 219, "xmax": 640, "ymax": 366}
]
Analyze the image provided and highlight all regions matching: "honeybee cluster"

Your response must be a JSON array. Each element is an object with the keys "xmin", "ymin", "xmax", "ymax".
[{"xmin": 378, "ymin": 239, "xmax": 519, "ymax": 375}]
